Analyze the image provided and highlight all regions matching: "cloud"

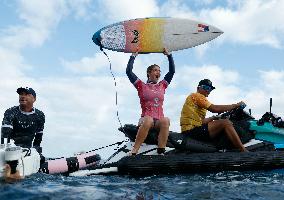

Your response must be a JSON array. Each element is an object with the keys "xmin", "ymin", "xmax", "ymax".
[
  {"xmin": 61, "ymin": 53, "xmax": 109, "ymax": 74},
  {"xmin": 0, "ymin": 0, "xmax": 97, "ymax": 50},
  {"xmin": 96, "ymin": 0, "xmax": 160, "ymax": 22},
  {"xmin": 254, "ymin": 70, "xmax": 284, "ymax": 116},
  {"xmin": 207, "ymin": 0, "xmax": 284, "ymax": 48},
  {"xmin": 259, "ymin": 70, "xmax": 284, "ymax": 90},
  {"xmin": 175, "ymin": 64, "xmax": 240, "ymax": 90},
  {"xmin": 67, "ymin": 0, "xmax": 94, "ymax": 20},
  {"xmin": 61, "ymin": 49, "xmax": 173, "ymax": 79},
  {"xmin": 160, "ymin": 0, "xmax": 284, "ymax": 48},
  {"xmin": 37, "ymin": 76, "xmax": 132, "ymax": 157},
  {"xmin": 0, "ymin": 1, "xmax": 66, "ymax": 50},
  {"xmin": 193, "ymin": 0, "xmax": 214, "ymax": 6}
]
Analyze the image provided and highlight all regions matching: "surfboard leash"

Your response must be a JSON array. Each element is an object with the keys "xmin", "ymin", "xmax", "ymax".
[{"xmin": 96, "ymin": 39, "xmax": 126, "ymax": 134}]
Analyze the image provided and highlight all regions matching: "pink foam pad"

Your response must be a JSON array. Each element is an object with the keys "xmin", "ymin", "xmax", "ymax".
[{"xmin": 47, "ymin": 158, "xmax": 68, "ymax": 174}]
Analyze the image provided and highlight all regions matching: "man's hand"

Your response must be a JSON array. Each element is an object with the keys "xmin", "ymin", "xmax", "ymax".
[
  {"xmin": 212, "ymin": 114, "xmax": 222, "ymax": 120},
  {"xmin": 236, "ymin": 101, "xmax": 246, "ymax": 109}
]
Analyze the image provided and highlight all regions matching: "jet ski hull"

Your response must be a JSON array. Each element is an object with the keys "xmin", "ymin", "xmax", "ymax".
[{"xmin": 117, "ymin": 151, "xmax": 284, "ymax": 175}]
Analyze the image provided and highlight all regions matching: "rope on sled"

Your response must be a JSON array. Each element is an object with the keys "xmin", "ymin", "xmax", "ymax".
[
  {"xmin": 48, "ymin": 140, "xmax": 128, "ymax": 160},
  {"xmin": 84, "ymin": 140, "xmax": 127, "ymax": 154}
]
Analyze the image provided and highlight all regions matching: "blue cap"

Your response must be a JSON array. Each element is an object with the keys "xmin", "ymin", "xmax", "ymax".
[
  {"xmin": 17, "ymin": 87, "xmax": 36, "ymax": 98},
  {"xmin": 198, "ymin": 79, "xmax": 215, "ymax": 90}
]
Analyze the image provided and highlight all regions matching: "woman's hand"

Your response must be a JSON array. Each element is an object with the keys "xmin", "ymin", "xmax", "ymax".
[
  {"xmin": 163, "ymin": 48, "xmax": 171, "ymax": 56},
  {"xmin": 132, "ymin": 47, "xmax": 140, "ymax": 57},
  {"xmin": 131, "ymin": 51, "xmax": 138, "ymax": 57}
]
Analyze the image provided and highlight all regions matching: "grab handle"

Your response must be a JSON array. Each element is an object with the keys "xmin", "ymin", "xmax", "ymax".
[{"xmin": 270, "ymin": 98, "xmax": 272, "ymax": 114}]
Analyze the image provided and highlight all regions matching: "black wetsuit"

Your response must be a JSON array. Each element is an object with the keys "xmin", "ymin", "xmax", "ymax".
[{"xmin": 1, "ymin": 106, "xmax": 45, "ymax": 152}]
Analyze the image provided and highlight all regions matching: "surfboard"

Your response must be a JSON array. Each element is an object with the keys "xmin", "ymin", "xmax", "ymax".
[{"xmin": 92, "ymin": 17, "xmax": 223, "ymax": 53}]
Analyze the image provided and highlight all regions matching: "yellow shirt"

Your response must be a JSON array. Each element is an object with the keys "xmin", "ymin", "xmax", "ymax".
[{"xmin": 180, "ymin": 92, "xmax": 212, "ymax": 132}]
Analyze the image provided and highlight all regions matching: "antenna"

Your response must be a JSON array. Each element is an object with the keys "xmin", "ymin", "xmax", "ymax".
[{"xmin": 270, "ymin": 98, "xmax": 272, "ymax": 114}]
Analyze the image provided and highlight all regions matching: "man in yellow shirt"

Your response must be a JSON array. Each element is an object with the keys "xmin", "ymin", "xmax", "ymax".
[{"xmin": 180, "ymin": 79, "xmax": 247, "ymax": 152}]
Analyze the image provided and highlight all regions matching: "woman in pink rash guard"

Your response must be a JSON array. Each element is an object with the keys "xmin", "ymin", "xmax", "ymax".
[{"xmin": 126, "ymin": 48, "xmax": 175, "ymax": 155}]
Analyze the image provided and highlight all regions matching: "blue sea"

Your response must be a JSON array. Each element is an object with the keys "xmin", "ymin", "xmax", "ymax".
[{"xmin": 1, "ymin": 170, "xmax": 284, "ymax": 200}]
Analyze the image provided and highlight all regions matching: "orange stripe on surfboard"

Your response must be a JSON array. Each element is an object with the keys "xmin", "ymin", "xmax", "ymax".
[{"xmin": 124, "ymin": 18, "xmax": 165, "ymax": 53}]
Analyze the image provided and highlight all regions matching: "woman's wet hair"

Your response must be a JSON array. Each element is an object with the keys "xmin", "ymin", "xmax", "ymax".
[{"xmin": 147, "ymin": 64, "xmax": 160, "ymax": 78}]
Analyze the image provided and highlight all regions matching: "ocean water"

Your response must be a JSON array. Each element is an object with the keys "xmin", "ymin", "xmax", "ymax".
[{"xmin": 1, "ymin": 170, "xmax": 284, "ymax": 200}]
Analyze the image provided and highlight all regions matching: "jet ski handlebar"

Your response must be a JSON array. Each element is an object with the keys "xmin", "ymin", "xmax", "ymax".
[{"xmin": 214, "ymin": 103, "xmax": 247, "ymax": 120}]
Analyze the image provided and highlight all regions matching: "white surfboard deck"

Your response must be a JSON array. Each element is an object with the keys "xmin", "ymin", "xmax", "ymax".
[{"xmin": 93, "ymin": 17, "xmax": 223, "ymax": 53}]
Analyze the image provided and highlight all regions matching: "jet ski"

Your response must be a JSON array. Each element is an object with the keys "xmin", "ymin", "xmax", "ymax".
[
  {"xmin": 5, "ymin": 98, "xmax": 283, "ymax": 177},
  {"xmin": 70, "ymin": 100, "xmax": 284, "ymax": 176}
]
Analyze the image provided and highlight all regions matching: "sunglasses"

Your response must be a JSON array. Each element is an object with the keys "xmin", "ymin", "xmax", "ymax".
[{"xmin": 200, "ymin": 85, "xmax": 213, "ymax": 92}]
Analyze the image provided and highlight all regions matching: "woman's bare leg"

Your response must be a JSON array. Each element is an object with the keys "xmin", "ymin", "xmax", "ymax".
[
  {"xmin": 155, "ymin": 117, "xmax": 170, "ymax": 149},
  {"xmin": 130, "ymin": 116, "xmax": 154, "ymax": 154}
]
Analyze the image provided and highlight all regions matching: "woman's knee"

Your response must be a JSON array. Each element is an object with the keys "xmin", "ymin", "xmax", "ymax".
[
  {"xmin": 159, "ymin": 117, "xmax": 170, "ymax": 127},
  {"xmin": 141, "ymin": 116, "xmax": 154, "ymax": 127}
]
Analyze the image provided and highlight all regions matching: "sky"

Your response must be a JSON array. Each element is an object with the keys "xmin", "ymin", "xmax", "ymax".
[{"xmin": 0, "ymin": 0, "xmax": 283, "ymax": 158}]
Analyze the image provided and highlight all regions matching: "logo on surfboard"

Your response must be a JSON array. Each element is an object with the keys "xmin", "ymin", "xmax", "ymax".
[
  {"xmin": 131, "ymin": 30, "xmax": 139, "ymax": 43},
  {"xmin": 198, "ymin": 24, "xmax": 209, "ymax": 32}
]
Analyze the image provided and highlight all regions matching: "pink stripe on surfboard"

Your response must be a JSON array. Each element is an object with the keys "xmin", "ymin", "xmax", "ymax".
[{"xmin": 124, "ymin": 20, "xmax": 142, "ymax": 53}]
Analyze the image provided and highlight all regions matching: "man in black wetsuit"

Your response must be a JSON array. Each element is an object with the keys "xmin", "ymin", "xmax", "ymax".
[{"xmin": 1, "ymin": 87, "xmax": 45, "ymax": 181}]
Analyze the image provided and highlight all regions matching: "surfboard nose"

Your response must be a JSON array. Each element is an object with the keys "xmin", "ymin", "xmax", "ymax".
[
  {"xmin": 210, "ymin": 25, "xmax": 224, "ymax": 36},
  {"xmin": 92, "ymin": 30, "xmax": 102, "ymax": 46}
]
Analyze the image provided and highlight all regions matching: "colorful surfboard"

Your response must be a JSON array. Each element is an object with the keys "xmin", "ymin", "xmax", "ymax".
[{"xmin": 93, "ymin": 17, "xmax": 223, "ymax": 53}]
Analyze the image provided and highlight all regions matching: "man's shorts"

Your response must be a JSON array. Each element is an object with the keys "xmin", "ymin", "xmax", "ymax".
[{"xmin": 182, "ymin": 124, "xmax": 211, "ymax": 142}]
